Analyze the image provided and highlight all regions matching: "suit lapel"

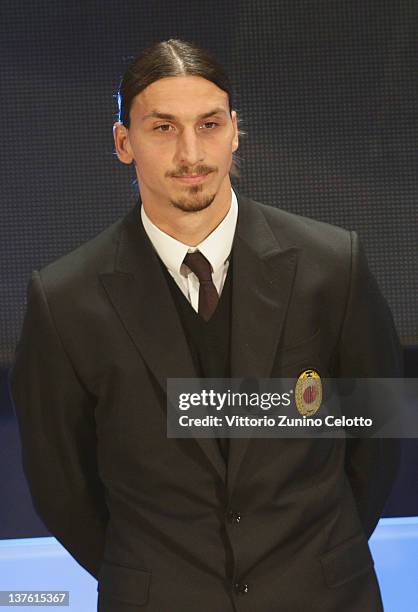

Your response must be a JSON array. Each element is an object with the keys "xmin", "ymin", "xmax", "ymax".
[
  {"xmin": 98, "ymin": 195, "xmax": 299, "ymax": 490},
  {"xmin": 99, "ymin": 201, "xmax": 226, "ymax": 482},
  {"xmin": 227, "ymin": 195, "xmax": 299, "ymax": 493}
]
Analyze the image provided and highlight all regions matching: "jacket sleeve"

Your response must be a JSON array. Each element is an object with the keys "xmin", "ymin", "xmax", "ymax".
[
  {"xmin": 335, "ymin": 231, "xmax": 403, "ymax": 539},
  {"xmin": 8, "ymin": 270, "xmax": 108, "ymax": 579}
]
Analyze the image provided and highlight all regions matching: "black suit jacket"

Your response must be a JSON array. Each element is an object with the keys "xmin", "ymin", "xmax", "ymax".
[{"xmin": 9, "ymin": 193, "xmax": 402, "ymax": 611}]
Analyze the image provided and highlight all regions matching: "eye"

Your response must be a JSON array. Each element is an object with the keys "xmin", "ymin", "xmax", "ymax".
[
  {"xmin": 154, "ymin": 124, "xmax": 175, "ymax": 132},
  {"xmin": 200, "ymin": 121, "xmax": 218, "ymax": 130}
]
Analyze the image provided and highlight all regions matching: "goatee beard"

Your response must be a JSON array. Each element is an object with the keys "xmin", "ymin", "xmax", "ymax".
[{"xmin": 169, "ymin": 189, "xmax": 216, "ymax": 213}]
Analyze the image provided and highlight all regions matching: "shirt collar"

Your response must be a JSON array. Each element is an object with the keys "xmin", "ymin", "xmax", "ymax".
[{"xmin": 140, "ymin": 188, "xmax": 238, "ymax": 276}]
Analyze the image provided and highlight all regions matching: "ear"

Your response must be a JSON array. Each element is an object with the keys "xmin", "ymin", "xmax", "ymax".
[
  {"xmin": 231, "ymin": 110, "xmax": 239, "ymax": 152},
  {"xmin": 113, "ymin": 121, "xmax": 134, "ymax": 164}
]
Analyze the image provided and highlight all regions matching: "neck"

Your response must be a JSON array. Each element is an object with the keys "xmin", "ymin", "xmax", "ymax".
[{"xmin": 141, "ymin": 180, "xmax": 232, "ymax": 246}]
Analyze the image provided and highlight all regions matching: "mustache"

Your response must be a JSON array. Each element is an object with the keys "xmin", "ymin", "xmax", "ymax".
[{"xmin": 167, "ymin": 165, "xmax": 217, "ymax": 177}]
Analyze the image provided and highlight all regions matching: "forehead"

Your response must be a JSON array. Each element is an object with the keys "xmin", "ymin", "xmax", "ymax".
[{"xmin": 131, "ymin": 75, "xmax": 229, "ymax": 120}]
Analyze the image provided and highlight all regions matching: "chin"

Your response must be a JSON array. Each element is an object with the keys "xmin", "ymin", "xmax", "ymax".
[{"xmin": 170, "ymin": 192, "xmax": 216, "ymax": 213}]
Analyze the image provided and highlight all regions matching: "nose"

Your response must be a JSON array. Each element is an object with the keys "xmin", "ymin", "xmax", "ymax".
[{"xmin": 174, "ymin": 127, "xmax": 204, "ymax": 168}]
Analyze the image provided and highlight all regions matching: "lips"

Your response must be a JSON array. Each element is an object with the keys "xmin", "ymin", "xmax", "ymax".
[{"xmin": 173, "ymin": 172, "xmax": 211, "ymax": 184}]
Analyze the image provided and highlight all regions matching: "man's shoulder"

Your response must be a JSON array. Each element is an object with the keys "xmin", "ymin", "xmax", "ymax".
[
  {"xmin": 38, "ymin": 205, "xmax": 134, "ymax": 293},
  {"xmin": 239, "ymin": 193, "xmax": 352, "ymax": 256}
]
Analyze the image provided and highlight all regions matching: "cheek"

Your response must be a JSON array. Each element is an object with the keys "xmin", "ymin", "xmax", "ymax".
[
  {"xmin": 135, "ymin": 147, "xmax": 167, "ymax": 176},
  {"xmin": 216, "ymin": 142, "xmax": 234, "ymax": 167},
  {"xmin": 132, "ymin": 135, "xmax": 169, "ymax": 161},
  {"xmin": 217, "ymin": 132, "xmax": 236, "ymax": 157}
]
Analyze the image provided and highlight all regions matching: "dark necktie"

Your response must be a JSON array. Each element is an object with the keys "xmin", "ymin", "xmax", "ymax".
[
  {"xmin": 183, "ymin": 251, "xmax": 219, "ymax": 321},
  {"xmin": 183, "ymin": 251, "xmax": 228, "ymax": 461}
]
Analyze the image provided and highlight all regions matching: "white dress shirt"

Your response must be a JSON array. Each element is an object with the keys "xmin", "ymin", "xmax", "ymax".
[{"xmin": 140, "ymin": 189, "xmax": 238, "ymax": 313}]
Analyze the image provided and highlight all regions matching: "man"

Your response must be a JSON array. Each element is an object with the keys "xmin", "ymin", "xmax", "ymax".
[{"xmin": 9, "ymin": 39, "xmax": 402, "ymax": 611}]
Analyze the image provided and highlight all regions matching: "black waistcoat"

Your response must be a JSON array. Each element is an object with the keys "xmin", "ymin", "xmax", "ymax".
[{"xmin": 158, "ymin": 257, "xmax": 233, "ymax": 461}]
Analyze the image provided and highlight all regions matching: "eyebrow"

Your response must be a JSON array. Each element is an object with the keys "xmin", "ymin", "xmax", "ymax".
[{"xmin": 142, "ymin": 107, "xmax": 228, "ymax": 122}]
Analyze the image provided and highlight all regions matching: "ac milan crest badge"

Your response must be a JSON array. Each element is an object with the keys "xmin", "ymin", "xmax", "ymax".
[{"xmin": 295, "ymin": 369, "xmax": 322, "ymax": 416}]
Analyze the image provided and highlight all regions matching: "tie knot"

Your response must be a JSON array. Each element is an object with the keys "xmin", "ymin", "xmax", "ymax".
[{"xmin": 183, "ymin": 251, "xmax": 212, "ymax": 282}]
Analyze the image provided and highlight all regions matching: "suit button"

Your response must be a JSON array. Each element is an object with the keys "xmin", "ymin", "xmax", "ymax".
[
  {"xmin": 234, "ymin": 582, "xmax": 249, "ymax": 595},
  {"xmin": 226, "ymin": 510, "xmax": 242, "ymax": 524}
]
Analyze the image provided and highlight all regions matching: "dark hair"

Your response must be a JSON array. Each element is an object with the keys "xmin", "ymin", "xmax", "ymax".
[{"xmin": 116, "ymin": 39, "xmax": 242, "ymax": 177}]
